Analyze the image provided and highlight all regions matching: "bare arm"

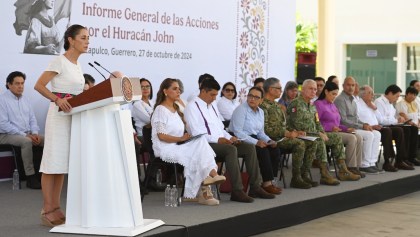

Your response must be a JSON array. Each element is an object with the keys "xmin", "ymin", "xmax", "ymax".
[
  {"xmin": 157, "ymin": 133, "xmax": 190, "ymax": 143},
  {"xmin": 34, "ymin": 71, "xmax": 72, "ymax": 112}
]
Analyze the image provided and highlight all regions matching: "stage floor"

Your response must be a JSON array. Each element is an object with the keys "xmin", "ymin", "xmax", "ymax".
[{"xmin": 1, "ymin": 161, "xmax": 420, "ymax": 237}]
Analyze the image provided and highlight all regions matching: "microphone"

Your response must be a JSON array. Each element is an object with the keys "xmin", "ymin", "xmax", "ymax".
[
  {"xmin": 94, "ymin": 61, "xmax": 117, "ymax": 79},
  {"xmin": 88, "ymin": 62, "xmax": 106, "ymax": 80}
]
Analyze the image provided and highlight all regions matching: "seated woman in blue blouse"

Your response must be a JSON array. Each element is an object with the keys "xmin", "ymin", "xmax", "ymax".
[{"xmin": 229, "ymin": 87, "xmax": 282, "ymax": 195}]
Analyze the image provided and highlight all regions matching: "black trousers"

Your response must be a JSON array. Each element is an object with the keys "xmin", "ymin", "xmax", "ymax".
[
  {"xmin": 399, "ymin": 125, "xmax": 418, "ymax": 160},
  {"xmin": 255, "ymin": 146, "xmax": 281, "ymax": 182},
  {"xmin": 379, "ymin": 126, "xmax": 405, "ymax": 163}
]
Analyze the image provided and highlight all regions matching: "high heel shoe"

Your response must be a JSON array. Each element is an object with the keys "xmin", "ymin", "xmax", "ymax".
[{"xmin": 40, "ymin": 209, "xmax": 64, "ymax": 227}]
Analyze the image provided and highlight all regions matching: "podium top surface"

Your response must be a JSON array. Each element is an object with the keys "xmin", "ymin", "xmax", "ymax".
[{"xmin": 60, "ymin": 77, "xmax": 141, "ymax": 114}]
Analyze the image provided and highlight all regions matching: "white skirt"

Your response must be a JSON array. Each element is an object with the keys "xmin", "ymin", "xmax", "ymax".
[{"xmin": 39, "ymin": 102, "xmax": 72, "ymax": 174}]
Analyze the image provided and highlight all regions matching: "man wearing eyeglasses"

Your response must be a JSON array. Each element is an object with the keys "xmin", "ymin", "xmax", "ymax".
[
  {"xmin": 260, "ymin": 77, "xmax": 317, "ymax": 189},
  {"xmin": 287, "ymin": 79, "xmax": 359, "ymax": 186}
]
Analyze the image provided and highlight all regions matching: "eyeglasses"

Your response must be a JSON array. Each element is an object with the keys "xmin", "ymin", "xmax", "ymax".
[
  {"xmin": 270, "ymin": 86, "xmax": 282, "ymax": 91},
  {"xmin": 247, "ymin": 94, "xmax": 261, "ymax": 100},
  {"xmin": 141, "ymin": 86, "xmax": 151, "ymax": 90},
  {"xmin": 224, "ymin": 88, "xmax": 235, "ymax": 93}
]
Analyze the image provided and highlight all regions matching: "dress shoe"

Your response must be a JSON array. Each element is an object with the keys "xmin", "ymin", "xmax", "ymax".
[
  {"xmin": 198, "ymin": 186, "xmax": 219, "ymax": 206},
  {"xmin": 382, "ymin": 163, "xmax": 398, "ymax": 172},
  {"xmin": 408, "ymin": 159, "xmax": 420, "ymax": 166},
  {"xmin": 26, "ymin": 174, "xmax": 41, "ymax": 189},
  {"xmin": 231, "ymin": 190, "xmax": 254, "ymax": 203},
  {"xmin": 262, "ymin": 184, "xmax": 282, "ymax": 195},
  {"xmin": 248, "ymin": 187, "xmax": 275, "ymax": 199},
  {"xmin": 394, "ymin": 161, "xmax": 415, "ymax": 170},
  {"xmin": 404, "ymin": 160, "xmax": 414, "ymax": 167},
  {"xmin": 202, "ymin": 175, "xmax": 226, "ymax": 186}
]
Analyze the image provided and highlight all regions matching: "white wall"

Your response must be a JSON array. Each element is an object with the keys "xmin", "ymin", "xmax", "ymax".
[{"xmin": 0, "ymin": 0, "xmax": 295, "ymax": 132}]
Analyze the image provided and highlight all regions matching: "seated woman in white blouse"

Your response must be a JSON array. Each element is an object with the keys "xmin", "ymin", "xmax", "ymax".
[
  {"xmin": 132, "ymin": 78, "xmax": 154, "ymax": 137},
  {"xmin": 151, "ymin": 78, "xmax": 225, "ymax": 205},
  {"xmin": 217, "ymin": 82, "xmax": 240, "ymax": 123}
]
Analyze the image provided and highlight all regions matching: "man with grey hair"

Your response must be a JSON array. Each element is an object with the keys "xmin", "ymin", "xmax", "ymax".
[
  {"xmin": 260, "ymin": 78, "xmax": 316, "ymax": 189},
  {"xmin": 287, "ymin": 79, "xmax": 359, "ymax": 185},
  {"xmin": 357, "ymin": 85, "xmax": 407, "ymax": 171},
  {"xmin": 334, "ymin": 77, "xmax": 382, "ymax": 174}
]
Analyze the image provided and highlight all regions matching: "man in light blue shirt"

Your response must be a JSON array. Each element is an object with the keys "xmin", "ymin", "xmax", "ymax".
[
  {"xmin": 0, "ymin": 71, "xmax": 43, "ymax": 189},
  {"xmin": 229, "ymin": 86, "xmax": 281, "ymax": 195}
]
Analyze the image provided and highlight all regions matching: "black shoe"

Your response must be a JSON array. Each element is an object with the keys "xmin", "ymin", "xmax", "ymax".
[
  {"xmin": 395, "ymin": 161, "xmax": 415, "ymax": 170},
  {"xmin": 26, "ymin": 174, "xmax": 41, "ymax": 189},
  {"xmin": 408, "ymin": 159, "xmax": 420, "ymax": 166}
]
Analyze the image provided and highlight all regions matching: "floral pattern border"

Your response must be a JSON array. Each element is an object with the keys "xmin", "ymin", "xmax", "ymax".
[{"xmin": 236, "ymin": 0, "xmax": 269, "ymax": 103}]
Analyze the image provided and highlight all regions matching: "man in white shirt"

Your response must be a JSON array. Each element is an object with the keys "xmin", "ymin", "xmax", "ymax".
[
  {"xmin": 357, "ymin": 85, "xmax": 412, "ymax": 171},
  {"xmin": 184, "ymin": 77, "xmax": 275, "ymax": 203},
  {"xmin": 375, "ymin": 84, "xmax": 420, "ymax": 167}
]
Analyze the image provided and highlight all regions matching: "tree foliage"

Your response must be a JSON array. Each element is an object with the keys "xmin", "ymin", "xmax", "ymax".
[{"xmin": 296, "ymin": 15, "xmax": 317, "ymax": 53}]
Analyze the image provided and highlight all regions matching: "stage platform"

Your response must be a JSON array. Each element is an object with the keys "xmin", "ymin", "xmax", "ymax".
[{"xmin": 1, "ymin": 163, "xmax": 420, "ymax": 237}]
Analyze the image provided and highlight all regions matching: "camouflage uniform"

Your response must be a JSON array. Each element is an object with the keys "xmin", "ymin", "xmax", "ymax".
[
  {"xmin": 286, "ymin": 95, "xmax": 345, "ymax": 163},
  {"xmin": 260, "ymin": 98, "xmax": 316, "ymax": 174}
]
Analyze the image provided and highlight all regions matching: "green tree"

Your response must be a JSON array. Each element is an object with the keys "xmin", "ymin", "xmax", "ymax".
[{"xmin": 296, "ymin": 15, "xmax": 317, "ymax": 53}]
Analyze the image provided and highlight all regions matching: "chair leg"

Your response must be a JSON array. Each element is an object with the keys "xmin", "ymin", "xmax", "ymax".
[{"xmin": 279, "ymin": 154, "xmax": 286, "ymax": 188}]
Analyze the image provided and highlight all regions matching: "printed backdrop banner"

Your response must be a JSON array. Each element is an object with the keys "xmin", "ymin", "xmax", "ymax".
[{"xmin": 0, "ymin": 0, "xmax": 295, "ymax": 132}]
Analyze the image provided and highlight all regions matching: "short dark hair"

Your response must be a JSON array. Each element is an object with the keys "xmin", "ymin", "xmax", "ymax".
[
  {"xmin": 200, "ymin": 77, "xmax": 220, "ymax": 92},
  {"xmin": 384, "ymin": 84, "xmax": 402, "ymax": 95},
  {"xmin": 140, "ymin": 78, "xmax": 153, "ymax": 100},
  {"xmin": 253, "ymin": 77, "xmax": 265, "ymax": 86},
  {"xmin": 64, "ymin": 24, "xmax": 87, "ymax": 51},
  {"xmin": 83, "ymin": 73, "xmax": 95, "ymax": 84},
  {"xmin": 406, "ymin": 86, "xmax": 418, "ymax": 96},
  {"xmin": 6, "ymin": 71, "xmax": 26, "ymax": 89},
  {"xmin": 409, "ymin": 80, "xmax": 419, "ymax": 87},
  {"xmin": 314, "ymin": 77, "xmax": 326, "ymax": 83},
  {"xmin": 249, "ymin": 86, "xmax": 264, "ymax": 98},
  {"xmin": 220, "ymin": 82, "xmax": 237, "ymax": 99},
  {"xmin": 198, "ymin": 73, "xmax": 214, "ymax": 86}
]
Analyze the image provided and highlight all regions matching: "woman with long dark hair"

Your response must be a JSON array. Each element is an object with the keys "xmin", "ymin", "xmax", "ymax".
[
  {"xmin": 314, "ymin": 82, "xmax": 364, "ymax": 178},
  {"xmin": 34, "ymin": 24, "xmax": 89, "ymax": 226},
  {"xmin": 151, "ymin": 78, "xmax": 225, "ymax": 205}
]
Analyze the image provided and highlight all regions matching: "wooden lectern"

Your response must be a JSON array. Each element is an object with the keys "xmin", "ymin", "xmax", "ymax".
[{"xmin": 51, "ymin": 77, "xmax": 164, "ymax": 236}]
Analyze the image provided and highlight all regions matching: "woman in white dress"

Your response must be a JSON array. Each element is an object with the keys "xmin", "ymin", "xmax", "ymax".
[
  {"xmin": 217, "ymin": 82, "xmax": 239, "ymax": 122},
  {"xmin": 132, "ymin": 78, "xmax": 155, "ymax": 137},
  {"xmin": 34, "ymin": 24, "xmax": 89, "ymax": 226},
  {"xmin": 151, "ymin": 78, "xmax": 225, "ymax": 205}
]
